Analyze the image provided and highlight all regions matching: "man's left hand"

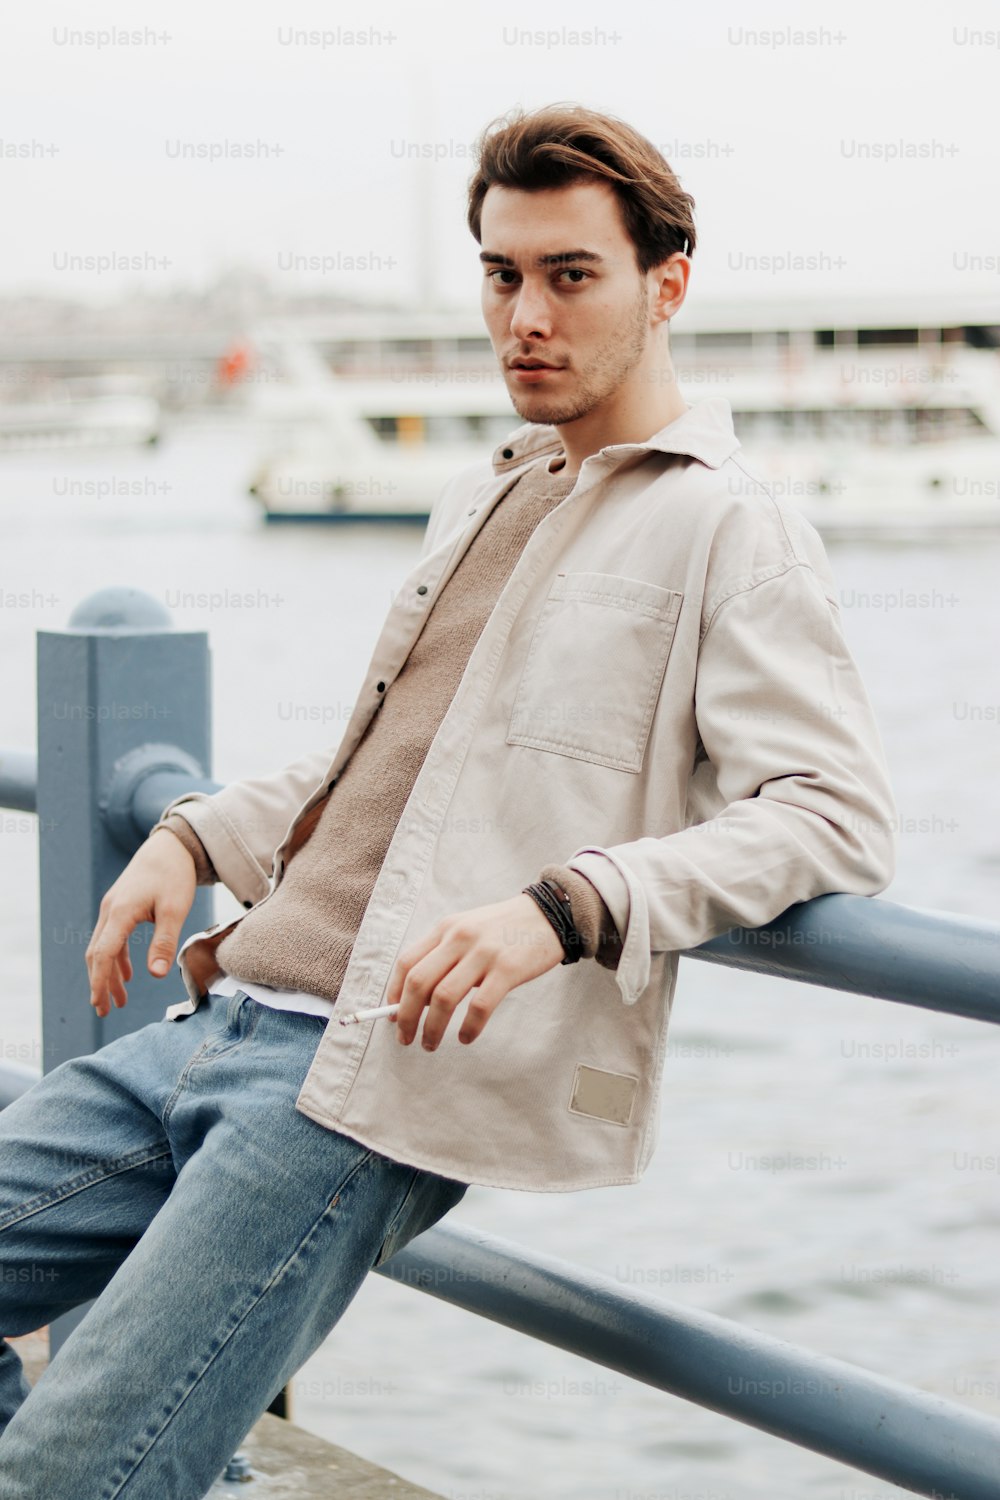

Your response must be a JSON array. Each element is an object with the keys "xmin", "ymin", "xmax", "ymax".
[{"xmin": 386, "ymin": 892, "xmax": 566, "ymax": 1051}]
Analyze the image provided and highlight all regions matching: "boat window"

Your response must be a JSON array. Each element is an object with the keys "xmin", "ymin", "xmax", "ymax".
[
  {"xmin": 857, "ymin": 328, "xmax": 920, "ymax": 346},
  {"xmin": 732, "ymin": 405, "xmax": 989, "ymax": 444}
]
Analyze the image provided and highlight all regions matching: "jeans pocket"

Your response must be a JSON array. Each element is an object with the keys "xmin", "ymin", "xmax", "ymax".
[{"xmin": 373, "ymin": 1168, "xmax": 468, "ymax": 1269}]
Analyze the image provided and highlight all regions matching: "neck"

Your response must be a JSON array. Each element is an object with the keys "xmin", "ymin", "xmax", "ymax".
[
  {"xmin": 553, "ymin": 360, "xmax": 688, "ymax": 477},
  {"xmin": 551, "ymin": 387, "xmax": 689, "ymax": 480}
]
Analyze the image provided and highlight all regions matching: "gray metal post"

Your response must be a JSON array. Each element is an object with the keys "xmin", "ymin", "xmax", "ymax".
[{"xmin": 36, "ymin": 587, "xmax": 213, "ymax": 1358}]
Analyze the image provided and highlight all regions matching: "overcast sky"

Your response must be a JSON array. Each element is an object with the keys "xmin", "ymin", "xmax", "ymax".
[{"xmin": 3, "ymin": 0, "xmax": 999, "ymax": 314}]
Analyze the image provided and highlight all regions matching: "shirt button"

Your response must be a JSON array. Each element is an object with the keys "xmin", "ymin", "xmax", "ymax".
[
  {"xmin": 502, "ymin": 447, "xmax": 514, "ymax": 459},
  {"xmin": 376, "ymin": 681, "xmax": 385, "ymax": 692},
  {"xmin": 416, "ymin": 584, "xmax": 428, "ymax": 595}
]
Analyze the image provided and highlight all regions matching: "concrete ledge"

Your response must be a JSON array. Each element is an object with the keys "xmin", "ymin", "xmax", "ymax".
[
  {"xmin": 9, "ymin": 1330, "xmax": 445, "ymax": 1499},
  {"xmin": 205, "ymin": 1410, "xmax": 446, "ymax": 1498}
]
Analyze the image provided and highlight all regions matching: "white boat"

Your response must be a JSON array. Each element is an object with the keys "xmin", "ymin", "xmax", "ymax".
[
  {"xmin": 238, "ymin": 298, "xmax": 1000, "ymax": 535},
  {"xmin": 699, "ymin": 351, "xmax": 1000, "ymax": 539},
  {"xmin": 0, "ymin": 374, "xmax": 161, "ymax": 451}
]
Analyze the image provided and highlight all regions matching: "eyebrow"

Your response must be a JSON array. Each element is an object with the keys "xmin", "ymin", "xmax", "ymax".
[{"xmin": 478, "ymin": 249, "xmax": 605, "ymax": 268}]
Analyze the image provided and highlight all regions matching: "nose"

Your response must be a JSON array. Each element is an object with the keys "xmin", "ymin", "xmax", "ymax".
[{"xmin": 509, "ymin": 280, "xmax": 553, "ymax": 343}]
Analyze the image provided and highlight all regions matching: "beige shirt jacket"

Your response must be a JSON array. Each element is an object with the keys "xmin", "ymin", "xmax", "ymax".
[{"xmin": 156, "ymin": 397, "xmax": 898, "ymax": 1193}]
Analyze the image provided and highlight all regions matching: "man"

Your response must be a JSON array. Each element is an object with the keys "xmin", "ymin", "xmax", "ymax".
[{"xmin": 0, "ymin": 104, "xmax": 897, "ymax": 1497}]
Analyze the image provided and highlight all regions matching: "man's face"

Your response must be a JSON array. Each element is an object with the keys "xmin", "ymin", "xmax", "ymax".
[{"xmin": 479, "ymin": 178, "xmax": 653, "ymax": 428}]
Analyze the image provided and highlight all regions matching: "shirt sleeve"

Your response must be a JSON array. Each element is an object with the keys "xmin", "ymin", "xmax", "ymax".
[
  {"xmin": 538, "ymin": 863, "xmax": 623, "ymax": 971},
  {"xmin": 150, "ymin": 743, "xmax": 336, "ymax": 908},
  {"xmin": 562, "ymin": 559, "xmax": 898, "ymax": 1005}
]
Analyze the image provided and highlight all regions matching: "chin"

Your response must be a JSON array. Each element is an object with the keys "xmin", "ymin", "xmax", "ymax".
[{"xmin": 509, "ymin": 390, "xmax": 558, "ymax": 422}]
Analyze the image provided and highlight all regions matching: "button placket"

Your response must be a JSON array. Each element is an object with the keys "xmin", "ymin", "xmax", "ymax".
[
  {"xmin": 349, "ymin": 488, "xmax": 592, "ymax": 1009},
  {"xmin": 310, "ymin": 469, "xmax": 600, "ymax": 1072}
]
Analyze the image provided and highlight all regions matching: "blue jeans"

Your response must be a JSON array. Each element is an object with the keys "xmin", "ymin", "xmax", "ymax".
[{"xmin": 0, "ymin": 990, "xmax": 468, "ymax": 1498}]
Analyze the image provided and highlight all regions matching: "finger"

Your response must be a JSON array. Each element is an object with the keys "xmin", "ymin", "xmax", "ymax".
[
  {"xmin": 112, "ymin": 949, "xmax": 132, "ymax": 1007},
  {"xmin": 413, "ymin": 954, "xmax": 489, "ymax": 1052},
  {"xmin": 108, "ymin": 963, "xmax": 128, "ymax": 1011},
  {"xmin": 87, "ymin": 918, "xmax": 131, "ymax": 1009},
  {"xmin": 84, "ymin": 905, "xmax": 108, "ymax": 979},
  {"xmin": 385, "ymin": 922, "xmax": 446, "ymax": 1010},
  {"xmin": 148, "ymin": 900, "xmax": 185, "ymax": 977},
  {"xmin": 92, "ymin": 955, "xmax": 130, "ymax": 1016},
  {"xmin": 89, "ymin": 969, "xmax": 120, "ymax": 1020},
  {"xmin": 455, "ymin": 970, "xmax": 510, "ymax": 1046},
  {"xmin": 394, "ymin": 940, "xmax": 467, "ymax": 1046}
]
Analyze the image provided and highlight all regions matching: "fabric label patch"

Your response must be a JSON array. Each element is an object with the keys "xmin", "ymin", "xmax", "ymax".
[{"xmin": 568, "ymin": 1064, "xmax": 638, "ymax": 1127}]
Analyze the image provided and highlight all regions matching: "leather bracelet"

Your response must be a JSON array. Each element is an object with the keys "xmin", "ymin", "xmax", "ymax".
[
  {"xmin": 523, "ymin": 882, "xmax": 581, "ymax": 965},
  {"xmin": 524, "ymin": 881, "xmax": 569, "ymax": 939},
  {"xmin": 526, "ymin": 883, "xmax": 567, "ymax": 942},
  {"xmin": 542, "ymin": 878, "xmax": 585, "ymax": 964},
  {"xmin": 522, "ymin": 878, "xmax": 583, "ymax": 965}
]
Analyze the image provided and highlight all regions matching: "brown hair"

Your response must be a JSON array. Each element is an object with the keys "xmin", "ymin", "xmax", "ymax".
[{"xmin": 466, "ymin": 103, "xmax": 697, "ymax": 274}]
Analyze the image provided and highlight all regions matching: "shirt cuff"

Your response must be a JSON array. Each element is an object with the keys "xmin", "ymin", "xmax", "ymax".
[
  {"xmin": 538, "ymin": 863, "xmax": 623, "ymax": 971},
  {"xmin": 154, "ymin": 814, "xmax": 218, "ymax": 886}
]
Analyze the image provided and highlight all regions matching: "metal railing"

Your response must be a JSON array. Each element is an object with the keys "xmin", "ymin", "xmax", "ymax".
[{"xmin": 1, "ymin": 587, "xmax": 999, "ymax": 1498}]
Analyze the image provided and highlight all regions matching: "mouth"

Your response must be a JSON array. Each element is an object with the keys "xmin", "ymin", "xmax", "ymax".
[{"xmin": 509, "ymin": 359, "xmax": 564, "ymax": 382}]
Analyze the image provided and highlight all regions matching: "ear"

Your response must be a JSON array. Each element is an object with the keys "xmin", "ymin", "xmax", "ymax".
[{"xmin": 649, "ymin": 251, "xmax": 690, "ymax": 327}]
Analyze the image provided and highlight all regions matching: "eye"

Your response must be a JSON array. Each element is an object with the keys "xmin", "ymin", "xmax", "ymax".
[{"xmin": 484, "ymin": 267, "xmax": 591, "ymax": 287}]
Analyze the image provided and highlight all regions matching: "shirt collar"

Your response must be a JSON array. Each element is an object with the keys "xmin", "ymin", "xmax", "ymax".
[{"xmin": 490, "ymin": 396, "xmax": 741, "ymax": 476}]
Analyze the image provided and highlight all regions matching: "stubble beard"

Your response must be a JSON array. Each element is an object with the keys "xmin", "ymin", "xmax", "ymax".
[{"xmin": 507, "ymin": 278, "xmax": 651, "ymax": 428}]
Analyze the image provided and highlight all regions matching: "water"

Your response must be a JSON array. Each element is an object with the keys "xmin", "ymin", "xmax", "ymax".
[{"xmin": 1, "ymin": 418, "xmax": 998, "ymax": 1500}]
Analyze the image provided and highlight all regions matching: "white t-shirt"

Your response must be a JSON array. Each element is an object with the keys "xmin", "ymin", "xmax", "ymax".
[{"xmin": 210, "ymin": 971, "xmax": 336, "ymax": 1020}]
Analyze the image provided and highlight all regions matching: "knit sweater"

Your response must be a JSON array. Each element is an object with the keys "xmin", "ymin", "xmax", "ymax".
[{"xmin": 162, "ymin": 457, "xmax": 624, "ymax": 997}]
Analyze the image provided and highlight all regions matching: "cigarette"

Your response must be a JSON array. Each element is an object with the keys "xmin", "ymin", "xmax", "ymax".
[{"xmin": 337, "ymin": 1001, "xmax": 401, "ymax": 1026}]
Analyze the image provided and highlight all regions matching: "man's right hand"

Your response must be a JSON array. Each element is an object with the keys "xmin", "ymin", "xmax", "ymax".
[{"xmin": 85, "ymin": 828, "xmax": 197, "ymax": 1018}]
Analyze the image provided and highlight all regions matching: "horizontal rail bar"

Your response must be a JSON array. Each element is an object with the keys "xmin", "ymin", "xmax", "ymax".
[
  {"xmin": 0, "ymin": 1062, "xmax": 41, "ymax": 1111},
  {"xmin": 132, "ymin": 774, "xmax": 1000, "ymax": 1023},
  {"xmin": 5, "ymin": 759, "xmax": 999, "ymax": 1021},
  {"xmin": 376, "ymin": 1221, "xmax": 1000, "ymax": 1500},
  {"xmin": 130, "ymin": 770, "xmax": 222, "ymax": 839},
  {"xmin": 690, "ymin": 891, "xmax": 1000, "ymax": 1025},
  {"xmin": 0, "ymin": 750, "xmax": 37, "ymax": 813}
]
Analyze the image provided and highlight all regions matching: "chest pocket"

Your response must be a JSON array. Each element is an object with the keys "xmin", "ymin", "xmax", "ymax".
[{"xmin": 506, "ymin": 571, "xmax": 683, "ymax": 773}]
